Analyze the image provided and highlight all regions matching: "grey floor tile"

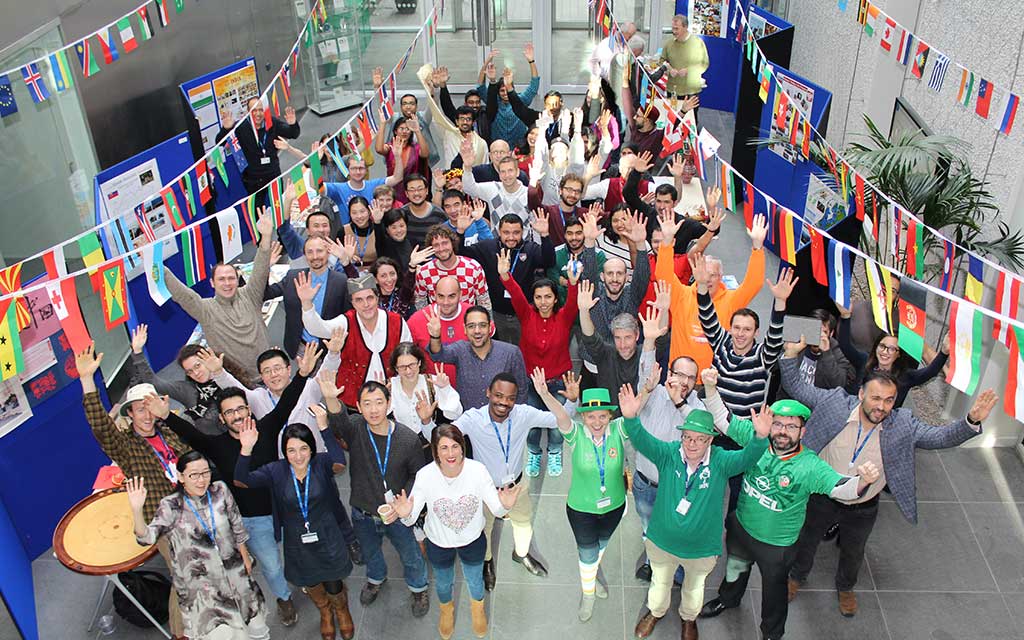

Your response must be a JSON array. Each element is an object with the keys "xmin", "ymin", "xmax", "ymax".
[
  {"xmin": 879, "ymin": 592, "xmax": 1019, "ymax": 640},
  {"xmin": 787, "ymin": 528, "xmax": 876, "ymax": 591},
  {"xmin": 1003, "ymin": 592, "xmax": 1024, "ymax": 633},
  {"xmin": 622, "ymin": 585, "xmax": 760, "ymax": 640},
  {"xmin": 938, "ymin": 447, "xmax": 1024, "ymax": 503},
  {"xmin": 357, "ymin": 580, "xmax": 478, "ymax": 640},
  {"xmin": 962, "ymin": 501, "xmax": 1024, "ymax": 593},
  {"xmin": 906, "ymin": 449, "xmax": 959, "ymax": 502},
  {"xmin": 763, "ymin": 590, "xmax": 888, "ymax": 640},
  {"xmin": 866, "ymin": 502, "xmax": 997, "ymax": 592},
  {"xmin": 489, "ymin": 582, "xmax": 625, "ymax": 640}
]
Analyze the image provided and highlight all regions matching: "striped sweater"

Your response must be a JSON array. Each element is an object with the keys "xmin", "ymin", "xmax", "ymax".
[{"xmin": 697, "ymin": 290, "xmax": 784, "ymax": 416}]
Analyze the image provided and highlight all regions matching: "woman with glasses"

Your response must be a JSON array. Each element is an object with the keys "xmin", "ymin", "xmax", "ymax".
[
  {"xmin": 388, "ymin": 342, "xmax": 463, "ymax": 435},
  {"xmin": 127, "ymin": 452, "xmax": 270, "ymax": 640}
]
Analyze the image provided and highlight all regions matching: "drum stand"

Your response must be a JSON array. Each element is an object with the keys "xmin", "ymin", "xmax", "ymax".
[{"xmin": 85, "ymin": 572, "xmax": 171, "ymax": 639}]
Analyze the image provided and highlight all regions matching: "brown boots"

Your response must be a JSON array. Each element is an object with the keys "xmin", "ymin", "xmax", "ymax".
[
  {"xmin": 470, "ymin": 598, "xmax": 488, "ymax": 637},
  {"xmin": 306, "ymin": 583, "xmax": 355, "ymax": 640},
  {"xmin": 438, "ymin": 600, "xmax": 455, "ymax": 639}
]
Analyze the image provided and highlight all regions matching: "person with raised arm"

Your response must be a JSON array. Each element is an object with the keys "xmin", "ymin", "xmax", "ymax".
[{"xmin": 217, "ymin": 98, "xmax": 299, "ymax": 196}]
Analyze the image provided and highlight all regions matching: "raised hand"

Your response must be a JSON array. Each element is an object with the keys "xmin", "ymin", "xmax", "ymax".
[
  {"xmin": 633, "ymin": 150, "xmax": 654, "ymax": 174},
  {"xmin": 577, "ymin": 279, "xmax": 597, "ymax": 312},
  {"xmin": 768, "ymin": 267, "xmax": 799, "ymax": 302},
  {"xmin": 220, "ymin": 109, "xmax": 236, "ymax": 129},
  {"xmin": 238, "ymin": 417, "xmax": 258, "ymax": 454},
  {"xmin": 143, "ymin": 393, "xmax": 171, "ymax": 420},
  {"xmin": 690, "ymin": 252, "xmax": 711, "ymax": 290},
  {"xmin": 658, "ymin": 208, "xmax": 684, "ymax": 240},
  {"xmin": 559, "ymin": 371, "xmax": 581, "ymax": 402},
  {"xmin": 369, "ymin": 198, "xmax": 386, "ymax": 224},
  {"xmin": 431, "ymin": 363, "xmax": 450, "ymax": 389},
  {"xmin": 459, "ymin": 136, "xmax": 476, "ymax": 165},
  {"xmin": 642, "ymin": 362, "xmax": 663, "ymax": 395},
  {"xmin": 326, "ymin": 326, "xmax": 347, "ymax": 353},
  {"xmin": 649, "ymin": 280, "xmax": 671, "ymax": 313},
  {"xmin": 581, "ymin": 207, "xmax": 602, "ymax": 243},
  {"xmin": 256, "ymin": 207, "xmax": 274, "ymax": 238},
  {"xmin": 294, "ymin": 270, "xmax": 321, "ymax": 308},
  {"xmin": 297, "ymin": 342, "xmax": 323, "ymax": 377},
  {"xmin": 701, "ymin": 367, "xmax": 719, "ymax": 388},
  {"xmin": 309, "ymin": 404, "xmax": 329, "ymax": 431},
  {"xmin": 130, "ymin": 324, "xmax": 148, "ymax": 354},
  {"xmin": 424, "ymin": 305, "xmax": 442, "ymax": 339},
  {"xmin": 391, "ymin": 489, "xmax": 413, "ymax": 518},
  {"xmin": 566, "ymin": 259, "xmax": 582, "ymax": 286},
  {"xmin": 618, "ymin": 384, "xmax": 642, "ymax": 419},
  {"xmin": 75, "ymin": 343, "xmax": 104, "ymax": 378},
  {"xmin": 856, "ymin": 461, "xmax": 880, "ymax": 484},
  {"xmin": 372, "ymin": 66, "xmax": 384, "ymax": 88},
  {"xmin": 819, "ymin": 326, "xmax": 831, "ymax": 352},
  {"xmin": 748, "ymin": 213, "xmax": 768, "ymax": 250},
  {"xmin": 502, "ymin": 67, "xmax": 514, "ymax": 88},
  {"xmin": 523, "ymin": 42, "xmax": 535, "ymax": 61},
  {"xmin": 434, "ymin": 66, "xmax": 449, "ymax": 86},
  {"xmin": 836, "ymin": 301, "xmax": 852, "ymax": 319},
  {"xmin": 703, "ymin": 206, "xmax": 727, "ymax": 233},
  {"xmin": 125, "ymin": 477, "xmax": 147, "ymax": 513},
  {"xmin": 667, "ymin": 153, "xmax": 687, "ymax": 178},
  {"xmin": 496, "ymin": 248, "xmax": 512, "ymax": 279},
  {"xmin": 415, "ymin": 390, "xmax": 438, "ymax": 423},
  {"xmin": 705, "ymin": 185, "xmax": 722, "ymax": 209},
  {"xmin": 598, "ymin": 108, "xmax": 612, "ymax": 132},
  {"xmin": 531, "ymin": 208, "xmax": 550, "ymax": 238},
  {"xmin": 638, "ymin": 307, "xmax": 667, "ymax": 338},
  {"xmin": 680, "ymin": 95, "xmax": 700, "ymax": 113},
  {"xmin": 485, "ymin": 61, "xmax": 497, "ymax": 82},
  {"xmin": 624, "ymin": 209, "xmax": 649, "ymax": 246},
  {"xmin": 528, "ymin": 158, "xmax": 545, "ymax": 188},
  {"xmin": 530, "ymin": 367, "xmax": 550, "ymax": 397},
  {"xmin": 284, "ymin": 105, "xmax": 297, "ymax": 126},
  {"xmin": 640, "ymin": 190, "xmax": 657, "ymax": 205},
  {"xmin": 316, "ymin": 368, "xmax": 343, "ymax": 400},
  {"xmin": 270, "ymin": 241, "xmax": 284, "ymax": 265},
  {"xmin": 783, "ymin": 336, "xmax": 807, "ymax": 359},
  {"xmin": 273, "ymin": 137, "xmax": 291, "ymax": 151},
  {"xmin": 750, "ymin": 404, "xmax": 773, "ymax": 438},
  {"xmin": 196, "ymin": 347, "xmax": 224, "ymax": 376},
  {"xmin": 469, "ymin": 198, "xmax": 486, "ymax": 221},
  {"xmin": 968, "ymin": 389, "xmax": 998, "ymax": 423}
]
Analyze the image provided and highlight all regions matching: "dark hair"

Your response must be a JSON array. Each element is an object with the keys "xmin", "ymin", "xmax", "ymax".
[
  {"xmin": 372, "ymin": 256, "xmax": 400, "ymax": 278},
  {"xmin": 175, "ymin": 451, "xmax": 211, "ymax": 493},
  {"xmin": 464, "ymin": 305, "xmax": 492, "ymax": 324},
  {"xmin": 280, "ymin": 423, "xmax": 318, "ymax": 459},
  {"xmin": 861, "ymin": 369, "xmax": 900, "ymax": 390},
  {"xmin": 810, "ymin": 308, "xmax": 838, "ymax": 334},
  {"xmin": 455, "ymin": 105, "xmax": 477, "ymax": 120},
  {"xmin": 654, "ymin": 183, "xmax": 679, "ymax": 201},
  {"xmin": 400, "ymin": 93, "xmax": 417, "ymax": 105},
  {"xmin": 544, "ymin": 90, "xmax": 563, "ymax": 101},
  {"xmin": 730, "ymin": 308, "xmax": 760, "ymax": 330},
  {"xmin": 359, "ymin": 380, "xmax": 392, "ymax": 402},
  {"xmin": 669, "ymin": 355, "xmax": 698, "ymax": 372},
  {"xmin": 441, "ymin": 189, "xmax": 465, "ymax": 205},
  {"xmin": 382, "ymin": 208, "xmax": 407, "ymax": 229},
  {"xmin": 602, "ymin": 203, "xmax": 630, "ymax": 243},
  {"xmin": 498, "ymin": 213, "xmax": 524, "ymax": 229},
  {"xmin": 559, "ymin": 172, "xmax": 585, "ymax": 190},
  {"xmin": 256, "ymin": 349, "xmax": 290, "ymax": 372},
  {"xmin": 209, "ymin": 262, "xmax": 237, "ymax": 280},
  {"xmin": 563, "ymin": 215, "xmax": 583, "ymax": 232},
  {"xmin": 404, "ymin": 173, "xmax": 428, "ymax": 189},
  {"xmin": 529, "ymin": 278, "xmax": 561, "ymax": 314},
  {"xmin": 348, "ymin": 195, "xmax": 371, "ymax": 215},
  {"xmin": 430, "ymin": 423, "xmax": 467, "ymax": 464},
  {"xmin": 865, "ymin": 333, "xmax": 907, "ymax": 377},
  {"xmin": 621, "ymin": 142, "xmax": 639, "ymax": 155},
  {"xmin": 215, "ymin": 387, "xmax": 247, "ymax": 411},
  {"xmin": 389, "ymin": 341, "xmax": 427, "ymax": 375},
  {"xmin": 489, "ymin": 371, "xmax": 519, "ymax": 390},
  {"xmin": 305, "ymin": 210, "xmax": 333, "ymax": 230},
  {"xmin": 464, "ymin": 88, "xmax": 482, "ymax": 101},
  {"xmin": 176, "ymin": 344, "xmax": 204, "ymax": 368},
  {"xmin": 425, "ymin": 223, "xmax": 458, "ymax": 246}
]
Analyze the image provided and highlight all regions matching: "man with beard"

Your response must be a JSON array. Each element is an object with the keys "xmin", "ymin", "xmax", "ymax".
[
  {"xmin": 779, "ymin": 343, "xmax": 994, "ymax": 618},
  {"xmin": 461, "ymin": 213, "xmax": 555, "ymax": 344},
  {"xmin": 434, "ymin": 64, "xmax": 491, "ymax": 141},
  {"xmin": 373, "ymin": 66, "xmax": 440, "ymax": 168},
  {"xmin": 263, "ymin": 236, "xmax": 350, "ymax": 358},
  {"xmin": 321, "ymin": 153, "xmax": 406, "ymax": 225},
  {"xmin": 218, "ymin": 97, "xmax": 300, "ymax": 196},
  {"xmin": 624, "ymin": 150, "xmax": 713, "ymax": 253},
  {"xmin": 417, "ymin": 64, "xmax": 488, "ymax": 169},
  {"xmin": 699, "ymin": 369, "xmax": 882, "ymax": 640},
  {"xmin": 407, "ymin": 276, "xmax": 475, "ymax": 382},
  {"xmin": 165, "ymin": 211, "xmax": 274, "ymax": 382},
  {"xmin": 439, "ymin": 189, "xmax": 493, "ymax": 247},
  {"xmin": 546, "ymin": 212, "xmax": 606, "ymax": 305},
  {"xmin": 525, "ymin": 172, "xmax": 588, "ymax": 247},
  {"xmin": 414, "ymin": 224, "xmax": 490, "ymax": 310},
  {"xmin": 398, "ymin": 173, "xmax": 447, "ymax": 249},
  {"xmin": 299, "ymin": 273, "xmax": 412, "ymax": 409},
  {"xmin": 461, "ymin": 141, "xmax": 531, "ymax": 236}
]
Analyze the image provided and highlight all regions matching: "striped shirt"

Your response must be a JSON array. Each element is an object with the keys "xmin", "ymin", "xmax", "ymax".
[
  {"xmin": 697, "ymin": 290, "xmax": 784, "ymax": 417},
  {"xmin": 399, "ymin": 203, "xmax": 446, "ymax": 249}
]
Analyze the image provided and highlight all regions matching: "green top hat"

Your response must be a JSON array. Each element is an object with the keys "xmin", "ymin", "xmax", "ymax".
[
  {"xmin": 676, "ymin": 409, "xmax": 717, "ymax": 436},
  {"xmin": 577, "ymin": 388, "xmax": 618, "ymax": 413},
  {"xmin": 769, "ymin": 399, "xmax": 811, "ymax": 421}
]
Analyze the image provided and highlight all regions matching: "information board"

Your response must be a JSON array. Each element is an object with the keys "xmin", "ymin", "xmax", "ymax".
[{"xmin": 180, "ymin": 58, "xmax": 260, "ymax": 151}]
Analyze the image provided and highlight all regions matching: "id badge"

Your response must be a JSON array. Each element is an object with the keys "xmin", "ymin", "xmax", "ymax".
[
  {"xmin": 501, "ymin": 474, "xmax": 515, "ymax": 487},
  {"xmin": 260, "ymin": 156, "xmax": 271, "ymax": 165},
  {"xmin": 383, "ymin": 489, "xmax": 395, "ymax": 503},
  {"xmin": 301, "ymin": 531, "xmax": 320, "ymax": 544},
  {"xmin": 596, "ymin": 496, "xmax": 612, "ymax": 509},
  {"xmin": 676, "ymin": 498, "xmax": 691, "ymax": 516},
  {"xmin": 503, "ymin": 289, "xmax": 512, "ymax": 299}
]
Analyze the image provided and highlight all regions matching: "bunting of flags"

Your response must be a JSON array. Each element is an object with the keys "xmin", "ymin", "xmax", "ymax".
[
  {"xmin": 947, "ymin": 301, "xmax": 984, "ymax": 395},
  {"xmin": 180, "ymin": 225, "xmax": 207, "ymax": 287},
  {"xmin": 99, "ymin": 259, "xmax": 129, "ymax": 330}
]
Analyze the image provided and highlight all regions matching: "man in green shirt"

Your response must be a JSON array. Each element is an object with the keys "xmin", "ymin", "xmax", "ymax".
[
  {"xmin": 659, "ymin": 15, "xmax": 710, "ymax": 124},
  {"xmin": 617, "ymin": 385, "xmax": 768, "ymax": 640},
  {"xmin": 545, "ymin": 214, "xmax": 606, "ymax": 305},
  {"xmin": 698, "ymin": 369, "xmax": 880, "ymax": 640}
]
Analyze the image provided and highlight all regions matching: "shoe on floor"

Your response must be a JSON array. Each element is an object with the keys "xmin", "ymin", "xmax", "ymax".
[
  {"xmin": 787, "ymin": 577, "xmax": 801, "ymax": 602},
  {"xmin": 681, "ymin": 619, "xmax": 699, "ymax": 640},
  {"xmin": 595, "ymin": 579, "xmax": 608, "ymax": 599},
  {"xmin": 634, "ymin": 610, "xmax": 661, "ymax": 638},
  {"xmin": 525, "ymin": 452, "xmax": 542, "ymax": 477},
  {"xmin": 512, "ymin": 551, "xmax": 548, "ymax": 577},
  {"xmin": 348, "ymin": 539, "xmax": 363, "ymax": 565},
  {"xmin": 838, "ymin": 590, "xmax": 858, "ymax": 617},
  {"xmin": 698, "ymin": 598, "xmax": 731, "ymax": 619},
  {"xmin": 483, "ymin": 558, "xmax": 496, "ymax": 591},
  {"xmin": 360, "ymin": 579, "xmax": 385, "ymax": 605},
  {"xmin": 578, "ymin": 593, "xmax": 597, "ymax": 622},
  {"xmin": 547, "ymin": 451, "xmax": 563, "ymax": 476},
  {"xmin": 276, "ymin": 597, "xmax": 298, "ymax": 627},
  {"xmin": 411, "ymin": 590, "xmax": 430, "ymax": 617},
  {"xmin": 635, "ymin": 562, "xmax": 652, "ymax": 582}
]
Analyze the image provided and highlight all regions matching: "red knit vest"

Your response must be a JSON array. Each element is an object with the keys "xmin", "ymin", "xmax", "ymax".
[{"xmin": 336, "ymin": 309, "xmax": 404, "ymax": 407}]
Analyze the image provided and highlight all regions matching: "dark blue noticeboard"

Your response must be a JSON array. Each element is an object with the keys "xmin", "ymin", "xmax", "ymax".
[{"xmin": 670, "ymin": 0, "xmax": 751, "ymax": 113}]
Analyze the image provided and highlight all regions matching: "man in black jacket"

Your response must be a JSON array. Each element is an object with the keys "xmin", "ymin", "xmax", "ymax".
[
  {"xmin": 624, "ymin": 150, "xmax": 712, "ymax": 254},
  {"xmin": 264, "ymin": 237, "xmax": 350, "ymax": 358},
  {"xmin": 217, "ymin": 97, "xmax": 300, "ymax": 197}
]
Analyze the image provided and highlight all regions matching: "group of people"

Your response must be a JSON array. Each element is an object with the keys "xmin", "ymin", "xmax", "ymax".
[{"xmin": 77, "ymin": 19, "xmax": 1002, "ymax": 640}]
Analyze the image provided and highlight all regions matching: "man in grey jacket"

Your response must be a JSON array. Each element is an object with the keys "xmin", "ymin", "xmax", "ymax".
[{"xmin": 778, "ymin": 342, "xmax": 997, "ymax": 618}]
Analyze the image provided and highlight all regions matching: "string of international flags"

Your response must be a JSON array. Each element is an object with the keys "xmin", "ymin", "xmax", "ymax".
[
  {"xmin": 607, "ymin": 3, "xmax": 1024, "ymax": 421},
  {"xmin": 0, "ymin": 1, "xmax": 446, "ymax": 386}
]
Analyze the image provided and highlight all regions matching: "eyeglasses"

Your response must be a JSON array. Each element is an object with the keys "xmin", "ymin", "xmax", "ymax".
[
  {"xmin": 562, "ymin": 186, "xmax": 582, "ymax": 194},
  {"xmin": 222, "ymin": 405, "xmax": 250, "ymax": 417},
  {"xmin": 406, "ymin": 185, "xmax": 427, "ymax": 193},
  {"xmin": 877, "ymin": 344, "xmax": 899, "ymax": 354},
  {"xmin": 395, "ymin": 362, "xmax": 420, "ymax": 372},
  {"xmin": 260, "ymin": 365, "xmax": 289, "ymax": 376},
  {"xmin": 465, "ymin": 322, "xmax": 490, "ymax": 330},
  {"xmin": 681, "ymin": 436, "xmax": 711, "ymax": 445},
  {"xmin": 669, "ymin": 370, "xmax": 697, "ymax": 382},
  {"xmin": 184, "ymin": 363, "xmax": 206, "ymax": 375},
  {"xmin": 770, "ymin": 421, "xmax": 802, "ymax": 432},
  {"xmin": 186, "ymin": 470, "xmax": 212, "ymax": 481}
]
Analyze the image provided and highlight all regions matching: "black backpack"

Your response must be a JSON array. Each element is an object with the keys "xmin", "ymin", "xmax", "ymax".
[{"xmin": 113, "ymin": 570, "xmax": 171, "ymax": 627}]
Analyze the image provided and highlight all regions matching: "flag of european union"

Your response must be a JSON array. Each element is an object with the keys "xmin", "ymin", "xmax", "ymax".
[{"xmin": 0, "ymin": 75, "xmax": 18, "ymax": 118}]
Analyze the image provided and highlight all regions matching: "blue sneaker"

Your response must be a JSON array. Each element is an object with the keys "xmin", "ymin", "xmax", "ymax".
[
  {"xmin": 526, "ymin": 452, "xmax": 542, "ymax": 477},
  {"xmin": 547, "ymin": 451, "xmax": 563, "ymax": 476}
]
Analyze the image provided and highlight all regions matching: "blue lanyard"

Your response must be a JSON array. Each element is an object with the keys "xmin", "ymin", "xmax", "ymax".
[
  {"xmin": 352, "ymin": 227, "xmax": 370, "ymax": 258},
  {"xmin": 507, "ymin": 246, "xmax": 523, "ymax": 272},
  {"xmin": 143, "ymin": 432, "xmax": 176, "ymax": 481},
  {"xmin": 849, "ymin": 422, "xmax": 876, "ymax": 468},
  {"xmin": 490, "ymin": 417, "xmax": 513, "ymax": 469},
  {"xmin": 383, "ymin": 291, "xmax": 397, "ymax": 312},
  {"xmin": 365, "ymin": 424, "xmax": 393, "ymax": 491},
  {"xmin": 683, "ymin": 463, "xmax": 704, "ymax": 498},
  {"xmin": 258, "ymin": 129, "xmax": 269, "ymax": 154},
  {"xmin": 184, "ymin": 491, "xmax": 217, "ymax": 548},
  {"xmin": 290, "ymin": 467, "xmax": 312, "ymax": 530},
  {"xmin": 591, "ymin": 435, "xmax": 608, "ymax": 492}
]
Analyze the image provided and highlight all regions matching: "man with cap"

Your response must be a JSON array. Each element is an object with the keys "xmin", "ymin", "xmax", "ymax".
[
  {"xmin": 698, "ymin": 369, "xmax": 882, "ymax": 640},
  {"xmin": 76, "ymin": 343, "xmax": 190, "ymax": 637},
  {"xmin": 779, "ymin": 340, "xmax": 996, "ymax": 618},
  {"xmin": 298, "ymin": 272, "xmax": 411, "ymax": 409},
  {"xmin": 616, "ymin": 382, "xmax": 769, "ymax": 640}
]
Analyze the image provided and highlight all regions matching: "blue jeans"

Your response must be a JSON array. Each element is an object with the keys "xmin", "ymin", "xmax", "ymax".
[
  {"xmin": 425, "ymin": 533, "xmax": 486, "ymax": 603},
  {"xmin": 242, "ymin": 515, "xmax": 291, "ymax": 601},
  {"xmin": 633, "ymin": 470, "xmax": 658, "ymax": 532},
  {"xmin": 526, "ymin": 380, "xmax": 565, "ymax": 455},
  {"xmin": 350, "ymin": 507, "xmax": 429, "ymax": 591}
]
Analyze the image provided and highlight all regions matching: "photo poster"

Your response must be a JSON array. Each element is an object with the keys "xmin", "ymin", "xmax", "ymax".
[
  {"xmin": 803, "ymin": 172, "xmax": 847, "ymax": 235},
  {"xmin": 97, "ymin": 156, "xmax": 180, "ymax": 280},
  {"xmin": 209, "ymin": 60, "xmax": 260, "ymax": 151},
  {"xmin": 769, "ymin": 72, "xmax": 815, "ymax": 165},
  {"xmin": 689, "ymin": 0, "xmax": 729, "ymax": 38},
  {"xmin": 20, "ymin": 332, "xmax": 81, "ymax": 410},
  {"xmin": 0, "ymin": 378, "xmax": 31, "ymax": 439}
]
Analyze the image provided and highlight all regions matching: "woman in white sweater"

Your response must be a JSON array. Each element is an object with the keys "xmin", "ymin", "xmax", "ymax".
[
  {"xmin": 391, "ymin": 424, "xmax": 519, "ymax": 639},
  {"xmin": 388, "ymin": 342, "xmax": 463, "ymax": 436}
]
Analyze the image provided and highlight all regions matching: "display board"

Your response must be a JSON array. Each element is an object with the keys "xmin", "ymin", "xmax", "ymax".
[
  {"xmin": 179, "ymin": 58, "xmax": 260, "ymax": 151},
  {"xmin": 664, "ymin": 0, "xmax": 749, "ymax": 113}
]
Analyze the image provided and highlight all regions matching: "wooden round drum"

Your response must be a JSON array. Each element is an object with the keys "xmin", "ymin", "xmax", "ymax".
[{"xmin": 53, "ymin": 488, "xmax": 157, "ymax": 575}]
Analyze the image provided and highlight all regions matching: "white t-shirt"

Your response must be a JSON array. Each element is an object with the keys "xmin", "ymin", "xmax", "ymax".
[{"xmin": 402, "ymin": 458, "xmax": 507, "ymax": 548}]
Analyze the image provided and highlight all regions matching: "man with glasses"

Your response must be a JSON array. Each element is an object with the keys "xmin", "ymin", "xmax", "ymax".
[
  {"xmin": 151, "ymin": 343, "xmax": 321, "ymax": 628},
  {"xmin": 526, "ymin": 173, "xmax": 588, "ymax": 247},
  {"xmin": 698, "ymin": 369, "xmax": 882, "ymax": 640},
  {"xmin": 418, "ymin": 64, "xmax": 489, "ymax": 169},
  {"xmin": 372, "ymin": 68, "xmax": 440, "ymax": 168}
]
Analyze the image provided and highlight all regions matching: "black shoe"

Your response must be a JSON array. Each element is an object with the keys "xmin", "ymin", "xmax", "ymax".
[
  {"xmin": 698, "ymin": 598, "xmax": 733, "ymax": 619},
  {"xmin": 823, "ymin": 522, "xmax": 840, "ymax": 541},
  {"xmin": 360, "ymin": 579, "xmax": 385, "ymax": 605},
  {"xmin": 348, "ymin": 540, "xmax": 364, "ymax": 565},
  {"xmin": 512, "ymin": 551, "xmax": 548, "ymax": 577},
  {"xmin": 411, "ymin": 590, "xmax": 430, "ymax": 617},
  {"xmin": 483, "ymin": 559, "xmax": 496, "ymax": 591},
  {"xmin": 635, "ymin": 562, "xmax": 652, "ymax": 582}
]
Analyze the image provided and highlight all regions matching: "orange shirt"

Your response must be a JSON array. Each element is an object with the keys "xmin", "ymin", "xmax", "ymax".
[{"xmin": 656, "ymin": 244, "xmax": 766, "ymax": 373}]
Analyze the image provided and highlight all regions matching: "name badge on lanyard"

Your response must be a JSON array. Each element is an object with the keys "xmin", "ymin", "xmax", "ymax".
[
  {"xmin": 292, "ymin": 467, "xmax": 319, "ymax": 544},
  {"xmin": 491, "ymin": 417, "xmax": 515, "ymax": 486}
]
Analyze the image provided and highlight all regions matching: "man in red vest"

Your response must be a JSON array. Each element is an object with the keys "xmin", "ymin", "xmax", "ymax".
[{"xmin": 297, "ymin": 272, "xmax": 411, "ymax": 408}]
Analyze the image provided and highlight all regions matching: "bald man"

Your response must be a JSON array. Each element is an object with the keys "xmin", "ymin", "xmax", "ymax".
[
  {"xmin": 590, "ymin": 21, "xmax": 638, "ymax": 78},
  {"xmin": 472, "ymin": 139, "xmax": 529, "ymax": 186},
  {"xmin": 407, "ymin": 276, "xmax": 475, "ymax": 383}
]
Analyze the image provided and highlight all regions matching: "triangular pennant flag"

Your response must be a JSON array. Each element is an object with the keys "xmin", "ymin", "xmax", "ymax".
[
  {"xmin": 946, "ymin": 301, "xmax": 983, "ymax": 395},
  {"xmin": 0, "ymin": 299, "xmax": 25, "ymax": 381},
  {"xmin": 864, "ymin": 259, "xmax": 894, "ymax": 334},
  {"xmin": 897, "ymin": 278, "xmax": 927, "ymax": 362},
  {"xmin": 100, "ymin": 259, "xmax": 129, "ymax": 330},
  {"xmin": 140, "ymin": 241, "xmax": 172, "ymax": 306}
]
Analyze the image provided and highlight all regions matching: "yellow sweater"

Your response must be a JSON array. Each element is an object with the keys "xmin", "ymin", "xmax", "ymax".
[{"xmin": 660, "ymin": 35, "xmax": 710, "ymax": 95}]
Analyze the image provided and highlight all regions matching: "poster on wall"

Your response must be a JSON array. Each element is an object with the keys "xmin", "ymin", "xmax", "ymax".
[
  {"xmin": 97, "ymin": 157, "xmax": 179, "ymax": 279},
  {"xmin": 689, "ymin": 0, "xmax": 729, "ymax": 38},
  {"xmin": 0, "ymin": 379, "xmax": 32, "ymax": 438},
  {"xmin": 209, "ymin": 60, "xmax": 260, "ymax": 150},
  {"xmin": 804, "ymin": 173, "xmax": 847, "ymax": 230},
  {"xmin": 769, "ymin": 72, "xmax": 815, "ymax": 165}
]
